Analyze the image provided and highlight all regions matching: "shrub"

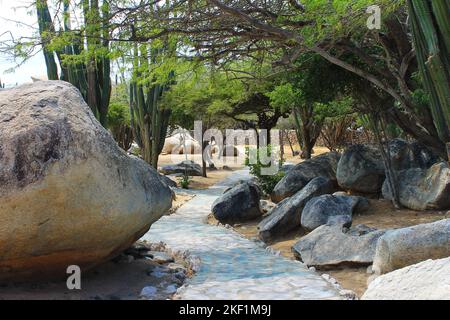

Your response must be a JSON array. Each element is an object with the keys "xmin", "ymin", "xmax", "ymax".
[
  {"xmin": 178, "ymin": 173, "xmax": 192, "ymax": 189},
  {"xmin": 245, "ymin": 145, "xmax": 284, "ymax": 195},
  {"xmin": 107, "ymin": 101, "xmax": 133, "ymax": 150}
]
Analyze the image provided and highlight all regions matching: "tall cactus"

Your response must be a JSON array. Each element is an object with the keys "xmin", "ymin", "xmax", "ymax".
[
  {"xmin": 35, "ymin": 0, "xmax": 111, "ymax": 127},
  {"xmin": 130, "ymin": 46, "xmax": 173, "ymax": 168},
  {"xmin": 36, "ymin": 0, "xmax": 59, "ymax": 80},
  {"xmin": 408, "ymin": 0, "xmax": 450, "ymax": 159}
]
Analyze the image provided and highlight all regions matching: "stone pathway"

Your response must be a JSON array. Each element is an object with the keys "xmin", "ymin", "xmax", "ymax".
[{"xmin": 142, "ymin": 169, "xmax": 340, "ymax": 300}]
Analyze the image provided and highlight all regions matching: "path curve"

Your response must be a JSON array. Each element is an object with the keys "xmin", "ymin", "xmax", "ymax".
[{"xmin": 142, "ymin": 169, "xmax": 340, "ymax": 300}]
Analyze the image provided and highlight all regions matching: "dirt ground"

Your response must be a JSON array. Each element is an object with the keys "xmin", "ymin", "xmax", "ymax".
[
  {"xmin": 158, "ymin": 145, "xmax": 329, "ymax": 190},
  {"xmin": 158, "ymin": 153, "xmax": 246, "ymax": 190},
  {"xmin": 0, "ymin": 242, "xmax": 190, "ymax": 300}
]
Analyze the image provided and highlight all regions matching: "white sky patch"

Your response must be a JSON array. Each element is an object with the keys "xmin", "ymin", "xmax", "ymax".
[{"xmin": 0, "ymin": 0, "xmax": 46, "ymax": 86}]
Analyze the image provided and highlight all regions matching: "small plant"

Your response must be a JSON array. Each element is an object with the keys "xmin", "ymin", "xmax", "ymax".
[
  {"xmin": 245, "ymin": 145, "xmax": 285, "ymax": 195},
  {"xmin": 178, "ymin": 173, "xmax": 191, "ymax": 189}
]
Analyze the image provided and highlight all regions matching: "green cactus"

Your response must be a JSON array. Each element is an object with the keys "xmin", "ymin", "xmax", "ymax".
[
  {"xmin": 36, "ymin": 0, "xmax": 59, "ymax": 80},
  {"xmin": 408, "ymin": 0, "xmax": 450, "ymax": 159},
  {"xmin": 129, "ymin": 46, "xmax": 172, "ymax": 168},
  {"xmin": 35, "ymin": 0, "xmax": 111, "ymax": 127}
]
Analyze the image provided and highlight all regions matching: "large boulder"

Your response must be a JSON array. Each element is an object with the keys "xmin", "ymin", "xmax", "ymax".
[
  {"xmin": 157, "ymin": 174, "xmax": 178, "ymax": 188},
  {"xmin": 362, "ymin": 257, "xmax": 450, "ymax": 300},
  {"xmin": 388, "ymin": 138, "xmax": 438, "ymax": 171},
  {"xmin": 372, "ymin": 218, "xmax": 450, "ymax": 275},
  {"xmin": 292, "ymin": 225, "xmax": 385, "ymax": 268},
  {"xmin": 271, "ymin": 152, "xmax": 340, "ymax": 203},
  {"xmin": 162, "ymin": 132, "xmax": 201, "ymax": 155},
  {"xmin": 301, "ymin": 195, "xmax": 369, "ymax": 231},
  {"xmin": 211, "ymin": 181, "xmax": 262, "ymax": 224},
  {"xmin": 382, "ymin": 162, "xmax": 450, "ymax": 210},
  {"xmin": 0, "ymin": 81, "xmax": 173, "ymax": 280},
  {"xmin": 258, "ymin": 177, "xmax": 336, "ymax": 242},
  {"xmin": 160, "ymin": 160, "xmax": 203, "ymax": 176},
  {"xmin": 337, "ymin": 144, "xmax": 385, "ymax": 194}
]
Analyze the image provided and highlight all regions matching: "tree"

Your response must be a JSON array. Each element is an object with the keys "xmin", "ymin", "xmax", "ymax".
[
  {"xmin": 110, "ymin": 0, "xmax": 447, "ymax": 157},
  {"xmin": 107, "ymin": 83, "xmax": 133, "ymax": 150},
  {"xmin": 129, "ymin": 43, "xmax": 173, "ymax": 168},
  {"xmin": 267, "ymin": 54, "xmax": 350, "ymax": 158},
  {"xmin": 162, "ymin": 64, "xmax": 240, "ymax": 176}
]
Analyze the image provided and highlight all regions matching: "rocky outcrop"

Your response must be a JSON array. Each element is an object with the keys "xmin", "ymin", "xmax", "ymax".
[
  {"xmin": 160, "ymin": 160, "xmax": 203, "ymax": 176},
  {"xmin": 301, "ymin": 195, "xmax": 369, "ymax": 231},
  {"xmin": 372, "ymin": 219, "xmax": 450, "ymax": 275},
  {"xmin": 271, "ymin": 152, "xmax": 340, "ymax": 202},
  {"xmin": 212, "ymin": 181, "xmax": 262, "ymax": 224},
  {"xmin": 362, "ymin": 257, "xmax": 450, "ymax": 300},
  {"xmin": 0, "ymin": 81, "xmax": 173, "ymax": 280},
  {"xmin": 292, "ymin": 225, "xmax": 385, "ymax": 268},
  {"xmin": 258, "ymin": 177, "xmax": 336, "ymax": 242},
  {"xmin": 336, "ymin": 144, "xmax": 385, "ymax": 194},
  {"xmin": 388, "ymin": 138, "xmax": 438, "ymax": 171},
  {"xmin": 382, "ymin": 162, "xmax": 450, "ymax": 210}
]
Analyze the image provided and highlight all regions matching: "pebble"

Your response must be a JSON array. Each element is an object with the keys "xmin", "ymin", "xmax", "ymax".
[
  {"xmin": 165, "ymin": 284, "xmax": 178, "ymax": 294},
  {"xmin": 140, "ymin": 286, "xmax": 157, "ymax": 299},
  {"xmin": 148, "ymin": 251, "xmax": 174, "ymax": 264},
  {"xmin": 339, "ymin": 289, "xmax": 358, "ymax": 300}
]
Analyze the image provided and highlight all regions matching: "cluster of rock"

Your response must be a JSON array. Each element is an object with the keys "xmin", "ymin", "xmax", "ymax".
[
  {"xmin": 335, "ymin": 139, "xmax": 448, "ymax": 210},
  {"xmin": 210, "ymin": 138, "xmax": 449, "ymax": 298},
  {"xmin": 0, "ymin": 81, "xmax": 173, "ymax": 280}
]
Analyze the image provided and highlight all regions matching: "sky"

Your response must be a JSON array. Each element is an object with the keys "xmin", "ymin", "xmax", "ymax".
[{"xmin": 0, "ymin": 0, "xmax": 47, "ymax": 87}]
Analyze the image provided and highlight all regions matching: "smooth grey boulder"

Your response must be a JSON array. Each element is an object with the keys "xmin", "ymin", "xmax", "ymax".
[
  {"xmin": 337, "ymin": 144, "xmax": 385, "ymax": 194},
  {"xmin": 301, "ymin": 195, "xmax": 369, "ymax": 231},
  {"xmin": 362, "ymin": 257, "xmax": 450, "ymax": 300},
  {"xmin": 372, "ymin": 218, "xmax": 450, "ymax": 275},
  {"xmin": 258, "ymin": 177, "xmax": 336, "ymax": 242},
  {"xmin": 382, "ymin": 162, "xmax": 450, "ymax": 210},
  {"xmin": 0, "ymin": 81, "xmax": 173, "ymax": 280},
  {"xmin": 388, "ymin": 138, "xmax": 438, "ymax": 171},
  {"xmin": 271, "ymin": 152, "xmax": 340, "ymax": 202},
  {"xmin": 212, "ymin": 181, "xmax": 262, "ymax": 224},
  {"xmin": 292, "ymin": 225, "xmax": 385, "ymax": 268},
  {"xmin": 160, "ymin": 160, "xmax": 202, "ymax": 176},
  {"xmin": 280, "ymin": 163, "xmax": 295, "ymax": 173}
]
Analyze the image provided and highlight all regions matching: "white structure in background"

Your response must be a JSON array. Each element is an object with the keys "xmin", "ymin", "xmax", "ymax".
[{"xmin": 162, "ymin": 127, "xmax": 202, "ymax": 155}]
